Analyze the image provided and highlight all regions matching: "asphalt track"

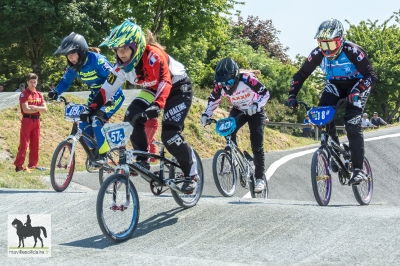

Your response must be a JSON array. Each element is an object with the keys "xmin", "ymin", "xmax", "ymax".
[{"xmin": 1, "ymin": 91, "xmax": 400, "ymax": 265}]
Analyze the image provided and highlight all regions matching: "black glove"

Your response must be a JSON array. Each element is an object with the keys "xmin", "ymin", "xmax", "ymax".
[
  {"xmin": 48, "ymin": 90, "xmax": 59, "ymax": 100},
  {"xmin": 285, "ymin": 94, "xmax": 298, "ymax": 108},
  {"xmin": 200, "ymin": 114, "xmax": 209, "ymax": 126},
  {"xmin": 79, "ymin": 107, "xmax": 95, "ymax": 123},
  {"xmin": 144, "ymin": 103, "xmax": 161, "ymax": 119},
  {"xmin": 104, "ymin": 96, "xmax": 115, "ymax": 107}
]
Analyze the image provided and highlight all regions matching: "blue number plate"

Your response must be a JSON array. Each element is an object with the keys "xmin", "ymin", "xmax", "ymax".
[
  {"xmin": 308, "ymin": 106, "xmax": 336, "ymax": 126},
  {"xmin": 64, "ymin": 104, "xmax": 86, "ymax": 121},
  {"xmin": 215, "ymin": 117, "xmax": 237, "ymax": 137}
]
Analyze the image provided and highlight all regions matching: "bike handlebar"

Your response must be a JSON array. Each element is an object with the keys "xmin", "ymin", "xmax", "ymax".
[
  {"xmin": 58, "ymin": 96, "xmax": 68, "ymax": 106},
  {"xmin": 297, "ymin": 98, "xmax": 347, "ymax": 111},
  {"xmin": 206, "ymin": 110, "xmax": 248, "ymax": 125}
]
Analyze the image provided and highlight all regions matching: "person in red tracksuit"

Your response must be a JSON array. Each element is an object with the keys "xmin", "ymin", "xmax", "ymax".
[{"xmin": 14, "ymin": 73, "xmax": 48, "ymax": 172}]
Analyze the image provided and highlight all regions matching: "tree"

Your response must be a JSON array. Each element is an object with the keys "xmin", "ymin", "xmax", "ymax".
[
  {"xmin": 346, "ymin": 14, "xmax": 400, "ymax": 122},
  {"xmin": 0, "ymin": 0, "xmax": 112, "ymax": 89},
  {"xmin": 235, "ymin": 16, "xmax": 290, "ymax": 64},
  {"xmin": 106, "ymin": 0, "xmax": 241, "ymax": 49}
]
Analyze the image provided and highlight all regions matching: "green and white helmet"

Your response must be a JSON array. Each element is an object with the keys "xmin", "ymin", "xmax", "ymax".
[{"xmin": 100, "ymin": 19, "xmax": 146, "ymax": 71}]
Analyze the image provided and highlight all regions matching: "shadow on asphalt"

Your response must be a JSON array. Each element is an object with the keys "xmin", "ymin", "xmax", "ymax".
[
  {"xmin": 60, "ymin": 235, "xmax": 116, "ymax": 249},
  {"xmin": 133, "ymin": 207, "xmax": 185, "ymax": 238},
  {"xmin": 60, "ymin": 207, "xmax": 185, "ymax": 248}
]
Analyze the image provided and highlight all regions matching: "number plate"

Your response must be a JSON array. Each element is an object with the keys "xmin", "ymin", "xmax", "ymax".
[
  {"xmin": 308, "ymin": 106, "xmax": 336, "ymax": 126},
  {"xmin": 64, "ymin": 104, "xmax": 86, "ymax": 122},
  {"xmin": 101, "ymin": 122, "xmax": 133, "ymax": 148},
  {"xmin": 215, "ymin": 117, "xmax": 237, "ymax": 137}
]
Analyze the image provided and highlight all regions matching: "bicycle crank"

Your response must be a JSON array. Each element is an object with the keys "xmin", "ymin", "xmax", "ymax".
[{"xmin": 150, "ymin": 181, "xmax": 169, "ymax": 196}]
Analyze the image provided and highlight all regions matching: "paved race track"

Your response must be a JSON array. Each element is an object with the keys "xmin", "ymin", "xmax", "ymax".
[{"xmin": 1, "ymin": 91, "xmax": 400, "ymax": 265}]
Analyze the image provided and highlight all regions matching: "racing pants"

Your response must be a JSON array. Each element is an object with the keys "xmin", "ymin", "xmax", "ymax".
[
  {"xmin": 230, "ymin": 108, "xmax": 266, "ymax": 180},
  {"xmin": 319, "ymin": 81, "xmax": 371, "ymax": 169},
  {"xmin": 125, "ymin": 77, "xmax": 197, "ymax": 177},
  {"xmin": 80, "ymin": 94, "xmax": 125, "ymax": 154}
]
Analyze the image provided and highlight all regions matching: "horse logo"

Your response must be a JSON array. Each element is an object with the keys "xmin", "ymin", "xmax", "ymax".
[{"xmin": 11, "ymin": 215, "xmax": 47, "ymax": 248}]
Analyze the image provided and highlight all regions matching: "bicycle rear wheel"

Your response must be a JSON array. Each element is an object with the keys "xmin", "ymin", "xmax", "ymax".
[
  {"xmin": 170, "ymin": 148, "xmax": 204, "ymax": 208},
  {"xmin": 99, "ymin": 148, "xmax": 120, "ymax": 185},
  {"xmin": 250, "ymin": 173, "xmax": 268, "ymax": 199},
  {"xmin": 96, "ymin": 174, "xmax": 140, "ymax": 243},
  {"xmin": 352, "ymin": 156, "xmax": 373, "ymax": 205},
  {"xmin": 50, "ymin": 141, "xmax": 75, "ymax": 192},
  {"xmin": 212, "ymin": 149, "xmax": 237, "ymax": 197},
  {"xmin": 311, "ymin": 149, "xmax": 332, "ymax": 206}
]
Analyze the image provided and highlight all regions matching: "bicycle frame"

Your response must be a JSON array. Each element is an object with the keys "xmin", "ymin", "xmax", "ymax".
[
  {"xmin": 55, "ymin": 96, "xmax": 112, "ymax": 170},
  {"xmin": 114, "ymin": 144, "xmax": 181, "ymax": 194},
  {"xmin": 319, "ymin": 130, "xmax": 352, "ymax": 179},
  {"xmin": 210, "ymin": 111, "xmax": 254, "ymax": 188},
  {"xmin": 224, "ymin": 136, "xmax": 253, "ymax": 186},
  {"xmin": 299, "ymin": 98, "xmax": 352, "ymax": 179}
]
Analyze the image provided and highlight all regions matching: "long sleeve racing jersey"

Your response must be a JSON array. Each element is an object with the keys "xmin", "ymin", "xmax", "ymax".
[
  {"xmin": 90, "ymin": 45, "xmax": 187, "ymax": 110},
  {"xmin": 54, "ymin": 51, "xmax": 123, "ymax": 104},
  {"xmin": 289, "ymin": 41, "xmax": 378, "ymax": 96},
  {"xmin": 203, "ymin": 72, "xmax": 270, "ymax": 117}
]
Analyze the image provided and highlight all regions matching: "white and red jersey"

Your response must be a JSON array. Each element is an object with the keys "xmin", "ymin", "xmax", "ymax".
[
  {"xmin": 90, "ymin": 44, "xmax": 187, "ymax": 110},
  {"xmin": 203, "ymin": 72, "xmax": 270, "ymax": 117}
]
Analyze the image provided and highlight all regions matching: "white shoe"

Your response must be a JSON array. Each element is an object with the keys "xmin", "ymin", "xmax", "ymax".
[{"xmin": 254, "ymin": 179, "xmax": 265, "ymax": 193}]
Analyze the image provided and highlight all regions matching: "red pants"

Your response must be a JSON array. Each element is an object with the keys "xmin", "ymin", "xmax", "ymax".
[
  {"xmin": 14, "ymin": 118, "xmax": 41, "ymax": 169},
  {"xmin": 145, "ymin": 118, "xmax": 159, "ymax": 162}
]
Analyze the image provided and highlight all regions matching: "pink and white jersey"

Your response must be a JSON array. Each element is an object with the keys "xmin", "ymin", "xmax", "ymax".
[{"xmin": 203, "ymin": 72, "xmax": 270, "ymax": 117}]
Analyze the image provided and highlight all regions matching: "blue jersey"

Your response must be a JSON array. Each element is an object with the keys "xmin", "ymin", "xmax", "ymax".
[
  {"xmin": 55, "ymin": 51, "xmax": 123, "ymax": 104},
  {"xmin": 289, "ymin": 41, "xmax": 377, "ymax": 96},
  {"xmin": 320, "ymin": 48, "xmax": 364, "ymax": 80}
]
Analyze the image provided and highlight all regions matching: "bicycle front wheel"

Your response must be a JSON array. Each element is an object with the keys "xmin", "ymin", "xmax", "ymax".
[
  {"xmin": 352, "ymin": 156, "xmax": 373, "ymax": 205},
  {"xmin": 311, "ymin": 149, "xmax": 332, "ymax": 206},
  {"xmin": 212, "ymin": 149, "xmax": 237, "ymax": 197},
  {"xmin": 170, "ymin": 148, "xmax": 204, "ymax": 208},
  {"xmin": 50, "ymin": 141, "xmax": 75, "ymax": 192},
  {"xmin": 96, "ymin": 174, "xmax": 140, "ymax": 243}
]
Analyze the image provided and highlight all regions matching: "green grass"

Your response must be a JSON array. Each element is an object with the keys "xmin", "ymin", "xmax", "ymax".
[{"xmin": 0, "ymin": 93, "xmax": 321, "ymax": 189}]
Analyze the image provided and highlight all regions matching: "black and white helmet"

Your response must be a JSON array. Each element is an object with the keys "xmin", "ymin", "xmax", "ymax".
[
  {"xmin": 54, "ymin": 32, "xmax": 88, "ymax": 71},
  {"xmin": 214, "ymin": 57, "xmax": 240, "ymax": 96}
]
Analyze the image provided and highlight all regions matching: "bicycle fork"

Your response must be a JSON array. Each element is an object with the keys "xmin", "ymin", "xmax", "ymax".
[
  {"xmin": 111, "ymin": 161, "xmax": 131, "ymax": 211},
  {"xmin": 63, "ymin": 135, "xmax": 79, "ymax": 169}
]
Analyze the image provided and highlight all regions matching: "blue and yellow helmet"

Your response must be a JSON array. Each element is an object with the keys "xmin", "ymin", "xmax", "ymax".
[{"xmin": 100, "ymin": 20, "xmax": 146, "ymax": 71}]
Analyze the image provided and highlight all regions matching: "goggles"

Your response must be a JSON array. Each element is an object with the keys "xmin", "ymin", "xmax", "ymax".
[
  {"xmin": 218, "ymin": 78, "xmax": 235, "ymax": 88},
  {"xmin": 318, "ymin": 37, "xmax": 341, "ymax": 52}
]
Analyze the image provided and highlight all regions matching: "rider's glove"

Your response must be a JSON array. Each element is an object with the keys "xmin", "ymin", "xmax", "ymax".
[
  {"xmin": 284, "ymin": 94, "xmax": 298, "ymax": 108},
  {"xmin": 104, "ymin": 96, "xmax": 115, "ymax": 107},
  {"xmin": 144, "ymin": 103, "xmax": 161, "ymax": 119},
  {"xmin": 248, "ymin": 103, "xmax": 258, "ymax": 116},
  {"xmin": 200, "ymin": 114, "xmax": 209, "ymax": 126},
  {"xmin": 348, "ymin": 88, "xmax": 360, "ymax": 103},
  {"xmin": 48, "ymin": 90, "xmax": 59, "ymax": 100},
  {"xmin": 80, "ymin": 107, "xmax": 95, "ymax": 123}
]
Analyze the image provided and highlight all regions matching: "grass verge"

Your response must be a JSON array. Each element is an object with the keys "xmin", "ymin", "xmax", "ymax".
[{"xmin": 0, "ymin": 94, "xmax": 320, "ymax": 189}]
